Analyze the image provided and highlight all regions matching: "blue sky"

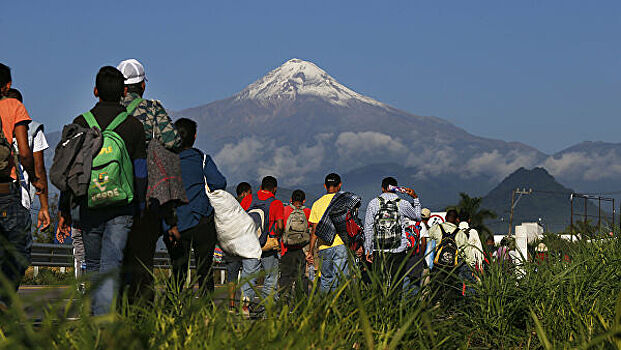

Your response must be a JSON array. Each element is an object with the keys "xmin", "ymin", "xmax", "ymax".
[{"xmin": 2, "ymin": 0, "xmax": 619, "ymax": 154}]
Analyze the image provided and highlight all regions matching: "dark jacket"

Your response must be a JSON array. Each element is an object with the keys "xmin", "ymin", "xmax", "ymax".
[{"xmin": 168, "ymin": 148, "xmax": 226, "ymax": 232}]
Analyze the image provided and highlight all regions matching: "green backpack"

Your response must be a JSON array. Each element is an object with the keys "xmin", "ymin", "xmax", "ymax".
[{"xmin": 82, "ymin": 99, "xmax": 142, "ymax": 208}]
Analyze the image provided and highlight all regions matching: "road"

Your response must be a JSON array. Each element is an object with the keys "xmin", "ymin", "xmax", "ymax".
[{"xmin": 16, "ymin": 284, "xmax": 232, "ymax": 320}]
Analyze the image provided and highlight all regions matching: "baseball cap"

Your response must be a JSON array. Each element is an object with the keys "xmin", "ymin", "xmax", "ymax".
[
  {"xmin": 325, "ymin": 173, "xmax": 341, "ymax": 187},
  {"xmin": 421, "ymin": 208, "xmax": 431, "ymax": 219},
  {"xmin": 117, "ymin": 59, "xmax": 147, "ymax": 84}
]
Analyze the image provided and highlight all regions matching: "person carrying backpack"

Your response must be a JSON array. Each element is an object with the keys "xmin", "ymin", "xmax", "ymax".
[
  {"xmin": 428, "ymin": 209, "xmax": 475, "ymax": 302},
  {"xmin": 306, "ymin": 173, "xmax": 352, "ymax": 294},
  {"xmin": 240, "ymin": 176, "xmax": 284, "ymax": 315},
  {"xmin": 4, "ymin": 89, "xmax": 51, "ymax": 232},
  {"xmin": 279, "ymin": 189, "xmax": 311, "ymax": 300},
  {"xmin": 163, "ymin": 118, "xmax": 226, "ymax": 295},
  {"xmin": 116, "ymin": 59, "xmax": 183, "ymax": 303},
  {"xmin": 57, "ymin": 66, "xmax": 147, "ymax": 315},
  {"xmin": 402, "ymin": 208, "xmax": 431, "ymax": 296},
  {"xmin": 363, "ymin": 177, "xmax": 421, "ymax": 290},
  {"xmin": 0, "ymin": 63, "xmax": 42, "ymax": 309}
]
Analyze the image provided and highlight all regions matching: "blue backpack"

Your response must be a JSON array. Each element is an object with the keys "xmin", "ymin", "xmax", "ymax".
[{"xmin": 247, "ymin": 196, "xmax": 276, "ymax": 247}]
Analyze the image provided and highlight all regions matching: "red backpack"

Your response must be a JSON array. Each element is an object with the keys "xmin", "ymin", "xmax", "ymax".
[
  {"xmin": 405, "ymin": 222, "xmax": 423, "ymax": 255},
  {"xmin": 345, "ymin": 209, "xmax": 364, "ymax": 251}
]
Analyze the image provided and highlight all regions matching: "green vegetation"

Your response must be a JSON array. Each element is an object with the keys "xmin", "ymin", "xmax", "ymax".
[
  {"xmin": 1, "ymin": 236, "xmax": 621, "ymax": 349},
  {"xmin": 448, "ymin": 192, "xmax": 497, "ymax": 241}
]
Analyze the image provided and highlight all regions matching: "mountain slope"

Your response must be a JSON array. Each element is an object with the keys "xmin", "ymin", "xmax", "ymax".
[
  {"xmin": 176, "ymin": 59, "xmax": 546, "ymax": 187},
  {"xmin": 481, "ymin": 167, "xmax": 600, "ymax": 233}
]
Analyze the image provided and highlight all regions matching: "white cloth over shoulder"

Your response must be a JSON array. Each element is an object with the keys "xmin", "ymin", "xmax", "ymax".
[{"xmin": 205, "ymin": 187, "xmax": 262, "ymax": 259}]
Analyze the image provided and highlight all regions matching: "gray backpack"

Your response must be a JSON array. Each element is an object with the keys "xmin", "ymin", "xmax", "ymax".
[
  {"xmin": 0, "ymin": 112, "xmax": 14, "ymax": 180},
  {"xmin": 373, "ymin": 197, "xmax": 402, "ymax": 250},
  {"xmin": 282, "ymin": 204, "xmax": 310, "ymax": 246}
]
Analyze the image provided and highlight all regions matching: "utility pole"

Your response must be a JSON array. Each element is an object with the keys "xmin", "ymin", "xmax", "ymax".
[
  {"xmin": 508, "ymin": 188, "xmax": 533, "ymax": 236},
  {"xmin": 570, "ymin": 193, "xmax": 574, "ymax": 231}
]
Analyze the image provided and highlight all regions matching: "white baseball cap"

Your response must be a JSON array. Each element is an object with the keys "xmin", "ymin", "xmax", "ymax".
[{"xmin": 117, "ymin": 59, "xmax": 147, "ymax": 84}]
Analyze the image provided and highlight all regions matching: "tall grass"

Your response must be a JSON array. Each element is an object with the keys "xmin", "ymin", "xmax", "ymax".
[{"xmin": 1, "ymin": 236, "xmax": 621, "ymax": 349}]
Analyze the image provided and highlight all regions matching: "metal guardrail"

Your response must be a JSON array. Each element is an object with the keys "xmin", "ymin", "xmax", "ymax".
[
  {"xmin": 30, "ymin": 243, "xmax": 230, "ymax": 284},
  {"xmin": 31, "ymin": 243, "xmax": 202, "ymax": 270}
]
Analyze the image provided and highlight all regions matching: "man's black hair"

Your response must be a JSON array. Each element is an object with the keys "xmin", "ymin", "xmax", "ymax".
[
  {"xmin": 381, "ymin": 177, "xmax": 398, "ymax": 190},
  {"xmin": 261, "ymin": 176, "xmax": 278, "ymax": 191},
  {"xmin": 325, "ymin": 173, "xmax": 341, "ymax": 188},
  {"xmin": 174, "ymin": 118, "xmax": 197, "ymax": 149},
  {"xmin": 445, "ymin": 209, "xmax": 459, "ymax": 222},
  {"xmin": 96, "ymin": 66, "xmax": 125, "ymax": 102},
  {"xmin": 291, "ymin": 189, "xmax": 305, "ymax": 203},
  {"xmin": 458, "ymin": 209, "xmax": 470, "ymax": 223},
  {"xmin": 0, "ymin": 63, "xmax": 11, "ymax": 85},
  {"xmin": 126, "ymin": 82, "xmax": 144, "ymax": 96},
  {"xmin": 6, "ymin": 88, "xmax": 23, "ymax": 103},
  {"xmin": 0, "ymin": 63, "xmax": 11, "ymax": 95},
  {"xmin": 236, "ymin": 182, "xmax": 251, "ymax": 196}
]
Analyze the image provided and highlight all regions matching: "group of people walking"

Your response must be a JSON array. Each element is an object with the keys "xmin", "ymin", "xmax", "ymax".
[{"xmin": 0, "ymin": 59, "xmax": 486, "ymax": 316}]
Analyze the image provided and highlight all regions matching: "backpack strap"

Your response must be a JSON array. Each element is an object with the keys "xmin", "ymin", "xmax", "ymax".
[
  {"xmin": 463, "ymin": 228, "xmax": 471, "ymax": 239},
  {"xmin": 106, "ymin": 111, "xmax": 129, "ymax": 131},
  {"xmin": 82, "ymin": 111, "xmax": 100, "ymax": 130},
  {"xmin": 126, "ymin": 97, "xmax": 143, "ymax": 115},
  {"xmin": 439, "ymin": 223, "xmax": 447, "ymax": 237}
]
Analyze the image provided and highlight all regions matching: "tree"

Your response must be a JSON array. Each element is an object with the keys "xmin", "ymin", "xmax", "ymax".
[{"xmin": 448, "ymin": 192, "xmax": 497, "ymax": 241}]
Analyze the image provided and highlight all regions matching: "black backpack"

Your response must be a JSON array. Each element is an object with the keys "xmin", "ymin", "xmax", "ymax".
[{"xmin": 433, "ymin": 224, "xmax": 466, "ymax": 269}]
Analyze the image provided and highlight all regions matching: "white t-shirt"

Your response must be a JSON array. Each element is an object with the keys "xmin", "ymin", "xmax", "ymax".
[{"xmin": 13, "ymin": 121, "xmax": 49, "ymax": 210}]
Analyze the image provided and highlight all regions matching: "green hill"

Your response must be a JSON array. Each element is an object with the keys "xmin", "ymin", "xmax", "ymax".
[{"xmin": 481, "ymin": 167, "xmax": 601, "ymax": 233}]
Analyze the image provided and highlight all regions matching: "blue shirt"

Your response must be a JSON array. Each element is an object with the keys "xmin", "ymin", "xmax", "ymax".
[{"xmin": 174, "ymin": 148, "xmax": 226, "ymax": 232}]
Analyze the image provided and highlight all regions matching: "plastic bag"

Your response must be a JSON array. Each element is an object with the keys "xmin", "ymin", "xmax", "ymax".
[{"xmin": 206, "ymin": 189, "xmax": 262, "ymax": 259}]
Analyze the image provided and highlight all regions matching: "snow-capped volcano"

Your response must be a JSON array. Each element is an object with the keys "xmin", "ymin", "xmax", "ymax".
[
  {"xmin": 235, "ymin": 58, "xmax": 387, "ymax": 108},
  {"xmin": 176, "ymin": 58, "xmax": 552, "ymax": 205}
]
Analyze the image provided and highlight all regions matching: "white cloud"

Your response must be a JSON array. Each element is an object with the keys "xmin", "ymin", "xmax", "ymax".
[
  {"xmin": 463, "ymin": 150, "xmax": 540, "ymax": 179},
  {"xmin": 543, "ymin": 151, "xmax": 621, "ymax": 181},
  {"xmin": 335, "ymin": 131, "xmax": 407, "ymax": 159}
]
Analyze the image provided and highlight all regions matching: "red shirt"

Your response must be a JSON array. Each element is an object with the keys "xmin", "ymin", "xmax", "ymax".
[
  {"xmin": 240, "ymin": 193, "xmax": 252, "ymax": 211},
  {"xmin": 258, "ymin": 190, "xmax": 284, "ymax": 234},
  {"xmin": 242, "ymin": 191, "xmax": 284, "ymax": 236},
  {"xmin": 281, "ymin": 204, "xmax": 311, "ymax": 255}
]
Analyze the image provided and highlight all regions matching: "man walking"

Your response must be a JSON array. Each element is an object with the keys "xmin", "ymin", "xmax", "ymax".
[
  {"xmin": 428, "ymin": 209, "xmax": 479, "ymax": 301},
  {"xmin": 403, "ymin": 208, "xmax": 431, "ymax": 295},
  {"xmin": 306, "ymin": 173, "xmax": 349, "ymax": 294},
  {"xmin": 0, "ymin": 63, "xmax": 41, "ymax": 309},
  {"xmin": 163, "ymin": 118, "xmax": 226, "ymax": 295},
  {"xmin": 116, "ymin": 58, "xmax": 182, "ymax": 303},
  {"xmin": 279, "ymin": 189, "xmax": 311, "ymax": 300},
  {"xmin": 241, "ymin": 176, "xmax": 284, "ymax": 314},
  {"xmin": 59, "ymin": 66, "xmax": 147, "ymax": 315},
  {"xmin": 363, "ymin": 177, "xmax": 421, "ymax": 289}
]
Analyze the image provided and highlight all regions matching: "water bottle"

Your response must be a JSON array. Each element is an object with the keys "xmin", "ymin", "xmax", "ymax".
[
  {"xmin": 387, "ymin": 184, "xmax": 409, "ymax": 194},
  {"xmin": 80, "ymin": 261, "xmax": 87, "ymax": 274}
]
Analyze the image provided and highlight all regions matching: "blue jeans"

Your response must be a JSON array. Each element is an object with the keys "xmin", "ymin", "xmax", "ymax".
[
  {"xmin": 0, "ymin": 185, "xmax": 31, "ymax": 304},
  {"xmin": 318, "ymin": 244, "xmax": 349, "ymax": 294},
  {"xmin": 79, "ymin": 213, "xmax": 132, "ymax": 315},
  {"xmin": 241, "ymin": 254, "xmax": 279, "ymax": 302}
]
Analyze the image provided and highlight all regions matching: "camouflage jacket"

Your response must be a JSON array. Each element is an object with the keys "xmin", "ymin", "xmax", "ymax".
[{"xmin": 121, "ymin": 92, "xmax": 182, "ymax": 152}]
